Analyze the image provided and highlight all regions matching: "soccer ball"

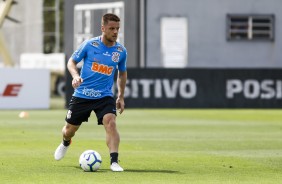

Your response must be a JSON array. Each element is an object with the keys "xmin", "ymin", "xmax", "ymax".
[{"xmin": 79, "ymin": 150, "xmax": 102, "ymax": 172}]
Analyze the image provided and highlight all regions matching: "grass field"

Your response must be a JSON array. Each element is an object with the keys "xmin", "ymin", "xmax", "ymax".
[{"xmin": 1, "ymin": 105, "xmax": 282, "ymax": 183}]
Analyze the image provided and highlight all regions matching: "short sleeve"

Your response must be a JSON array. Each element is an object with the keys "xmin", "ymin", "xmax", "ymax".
[
  {"xmin": 71, "ymin": 40, "xmax": 88, "ymax": 63},
  {"xmin": 118, "ymin": 49, "xmax": 127, "ymax": 72}
]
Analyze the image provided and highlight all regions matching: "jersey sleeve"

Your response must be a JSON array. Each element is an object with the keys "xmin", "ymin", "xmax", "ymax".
[
  {"xmin": 118, "ymin": 49, "xmax": 127, "ymax": 72},
  {"xmin": 71, "ymin": 40, "xmax": 88, "ymax": 63}
]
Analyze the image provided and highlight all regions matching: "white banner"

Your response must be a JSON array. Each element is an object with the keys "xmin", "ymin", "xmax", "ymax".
[{"xmin": 0, "ymin": 68, "xmax": 50, "ymax": 109}]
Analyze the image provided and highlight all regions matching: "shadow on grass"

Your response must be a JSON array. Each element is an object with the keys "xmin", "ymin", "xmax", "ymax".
[
  {"xmin": 72, "ymin": 166, "xmax": 182, "ymax": 174},
  {"xmin": 124, "ymin": 169, "xmax": 182, "ymax": 174}
]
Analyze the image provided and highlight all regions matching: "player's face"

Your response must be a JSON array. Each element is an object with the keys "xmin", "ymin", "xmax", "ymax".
[{"xmin": 102, "ymin": 21, "xmax": 120, "ymax": 44}]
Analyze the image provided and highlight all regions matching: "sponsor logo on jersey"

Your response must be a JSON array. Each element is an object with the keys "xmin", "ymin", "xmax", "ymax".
[
  {"xmin": 91, "ymin": 62, "xmax": 114, "ymax": 76},
  {"xmin": 103, "ymin": 52, "xmax": 111, "ymax": 56},
  {"xmin": 82, "ymin": 88, "xmax": 102, "ymax": 98},
  {"xmin": 112, "ymin": 52, "xmax": 120, "ymax": 63}
]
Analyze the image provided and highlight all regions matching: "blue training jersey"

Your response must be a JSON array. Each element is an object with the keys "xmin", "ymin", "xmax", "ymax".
[{"xmin": 71, "ymin": 36, "xmax": 127, "ymax": 99}]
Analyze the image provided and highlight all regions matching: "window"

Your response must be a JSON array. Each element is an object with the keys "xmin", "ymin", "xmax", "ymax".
[
  {"xmin": 43, "ymin": 0, "xmax": 64, "ymax": 53},
  {"xmin": 161, "ymin": 17, "xmax": 188, "ymax": 68},
  {"xmin": 227, "ymin": 14, "xmax": 274, "ymax": 41}
]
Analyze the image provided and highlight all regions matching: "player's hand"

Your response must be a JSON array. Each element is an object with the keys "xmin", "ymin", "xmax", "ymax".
[
  {"xmin": 116, "ymin": 97, "xmax": 125, "ymax": 114},
  {"xmin": 72, "ymin": 77, "xmax": 83, "ymax": 88}
]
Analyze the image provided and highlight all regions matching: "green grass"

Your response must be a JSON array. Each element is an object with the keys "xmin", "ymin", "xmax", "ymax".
[{"xmin": 1, "ymin": 108, "xmax": 282, "ymax": 184}]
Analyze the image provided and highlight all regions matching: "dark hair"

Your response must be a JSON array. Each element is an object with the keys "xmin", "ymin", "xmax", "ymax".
[{"xmin": 102, "ymin": 13, "xmax": 120, "ymax": 25}]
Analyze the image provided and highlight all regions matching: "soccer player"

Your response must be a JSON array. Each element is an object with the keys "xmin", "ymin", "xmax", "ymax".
[{"xmin": 54, "ymin": 13, "xmax": 127, "ymax": 172}]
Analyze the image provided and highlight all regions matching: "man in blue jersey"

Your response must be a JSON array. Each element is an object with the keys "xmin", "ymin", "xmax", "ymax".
[{"xmin": 54, "ymin": 13, "xmax": 127, "ymax": 172}]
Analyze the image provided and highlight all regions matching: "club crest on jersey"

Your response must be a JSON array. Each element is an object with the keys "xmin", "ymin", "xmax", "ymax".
[
  {"xmin": 112, "ymin": 52, "xmax": 120, "ymax": 63},
  {"xmin": 91, "ymin": 42, "xmax": 99, "ymax": 47}
]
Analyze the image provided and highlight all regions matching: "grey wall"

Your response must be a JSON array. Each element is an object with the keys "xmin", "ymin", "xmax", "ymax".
[
  {"xmin": 146, "ymin": 0, "xmax": 282, "ymax": 68},
  {"xmin": 0, "ymin": 0, "xmax": 43, "ymax": 66}
]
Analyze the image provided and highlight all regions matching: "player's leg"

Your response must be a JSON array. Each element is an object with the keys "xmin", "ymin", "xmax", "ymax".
[
  {"xmin": 54, "ymin": 96, "xmax": 92, "ymax": 161},
  {"xmin": 54, "ymin": 122, "xmax": 80, "ymax": 161},
  {"xmin": 62, "ymin": 122, "xmax": 80, "ymax": 142},
  {"xmin": 103, "ymin": 113, "xmax": 123, "ymax": 171},
  {"xmin": 95, "ymin": 96, "xmax": 123, "ymax": 171},
  {"xmin": 103, "ymin": 113, "xmax": 120, "ymax": 153}
]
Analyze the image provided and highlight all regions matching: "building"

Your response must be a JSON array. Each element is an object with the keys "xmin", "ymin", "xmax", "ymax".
[
  {"xmin": 64, "ymin": 0, "xmax": 282, "ymax": 108},
  {"xmin": 146, "ymin": 0, "xmax": 282, "ymax": 68},
  {"xmin": 65, "ymin": 0, "xmax": 282, "ymax": 69}
]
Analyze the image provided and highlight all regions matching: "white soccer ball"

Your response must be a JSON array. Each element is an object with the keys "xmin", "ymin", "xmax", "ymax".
[{"xmin": 79, "ymin": 150, "xmax": 102, "ymax": 172}]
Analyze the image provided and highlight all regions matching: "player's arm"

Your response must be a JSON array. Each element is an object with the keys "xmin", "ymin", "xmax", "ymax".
[
  {"xmin": 67, "ymin": 58, "xmax": 83, "ymax": 89},
  {"xmin": 116, "ymin": 71, "xmax": 127, "ymax": 114}
]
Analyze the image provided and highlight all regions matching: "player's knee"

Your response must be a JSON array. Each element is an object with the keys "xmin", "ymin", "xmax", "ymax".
[
  {"xmin": 103, "ymin": 114, "xmax": 116, "ymax": 125},
  {"xmin": 104, "ymin": 119, "xmax": 117, "ymax": 133}
]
